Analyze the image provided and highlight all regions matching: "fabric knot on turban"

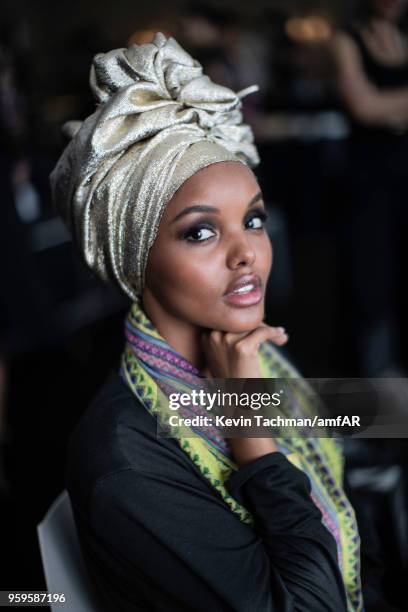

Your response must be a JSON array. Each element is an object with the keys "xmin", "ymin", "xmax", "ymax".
[{"xmin": 50, "ymin": 32, "xmax": 260, "ymax": 301}]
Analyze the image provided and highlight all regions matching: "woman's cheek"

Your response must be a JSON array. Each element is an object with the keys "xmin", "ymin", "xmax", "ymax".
[
  {"xmin": 179, "ymin": 266, "xmax": 219, "ymax": 302},
  {"xmin": 260, "ymin": 238, "xmax": 273, "ymax": 277},
  {"xmin": 169, "ymin": 246, "xmax": 219, "ymax": 290}
]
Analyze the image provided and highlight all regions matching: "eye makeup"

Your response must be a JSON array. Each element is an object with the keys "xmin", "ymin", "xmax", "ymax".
[
  {"xmin": 177, "ymin": 205, "xmax": 269, "ymax": 243},
  {"xmin": 180, "ymin": 222, "xmax": 217, "ymax": 242},
  {"xmin": 244, "ymin": 207, "xmax": 268, "ymax": 227}
]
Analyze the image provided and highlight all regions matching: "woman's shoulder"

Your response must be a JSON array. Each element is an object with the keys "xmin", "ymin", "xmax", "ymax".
[{"xmin": 65, "ymin": 371, "xmax": 189, "ymax": 515}]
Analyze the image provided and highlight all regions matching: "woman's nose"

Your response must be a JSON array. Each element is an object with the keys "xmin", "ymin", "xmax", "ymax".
[{"xmin": 226, "ymin": 233, "xmax": 256, "ymax": 269}]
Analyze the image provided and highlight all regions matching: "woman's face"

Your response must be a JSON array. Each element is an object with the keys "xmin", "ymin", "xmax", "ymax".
[
  {"xmin": 371, "ymin": 0, "xmax": 408, "ymax": 21},
  {"xmin": 143, "ymin": 160, "xmax": 272, "ymax": 334}
]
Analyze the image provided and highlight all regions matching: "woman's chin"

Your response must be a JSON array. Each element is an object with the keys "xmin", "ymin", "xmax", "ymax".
[{"xmin": 218, "ymin": 309, "xmax": 265, "ymax": 334}]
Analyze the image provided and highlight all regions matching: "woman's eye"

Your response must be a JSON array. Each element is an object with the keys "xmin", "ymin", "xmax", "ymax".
[
  {"xmin": 246, "ymin": 212, "xmax": 267, "ymax": 230},
  {"xmin": 184, "ymin": 226, "xmax": 216, "ymax": 242}
]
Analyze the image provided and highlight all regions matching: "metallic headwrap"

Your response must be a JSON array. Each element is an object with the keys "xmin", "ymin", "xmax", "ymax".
[{"xmin": 50, "ymin": 32, "xmax": 260, "ymax": 301}]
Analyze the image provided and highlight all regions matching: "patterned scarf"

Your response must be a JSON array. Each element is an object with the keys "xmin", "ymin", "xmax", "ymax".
[{"xmin": 120, "ymin": 303, "xmax": 363, "ymax": 611}]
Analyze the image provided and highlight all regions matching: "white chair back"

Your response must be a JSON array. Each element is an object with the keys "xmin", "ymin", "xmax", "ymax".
[{"xmin": 37, "ymin": 490, "xmax": 101, "ymax": 611}]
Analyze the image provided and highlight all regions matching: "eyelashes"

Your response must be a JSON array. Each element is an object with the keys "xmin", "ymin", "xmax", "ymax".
[
  {"xmin": 245, "ymin": 209, "xmax": 268, "ymax": 230},
  {"xmin": 179, "ymin": 209, "xmax": 269, "ymax": 243},
  {"xmin": 181, "ymin": 224, "xmax": 216, "ymax": 242}
]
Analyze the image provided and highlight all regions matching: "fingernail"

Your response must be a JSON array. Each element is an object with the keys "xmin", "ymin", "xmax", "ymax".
[{"xmin": 278, "ymin": 327, "xmax": 286, "ymax": 333}]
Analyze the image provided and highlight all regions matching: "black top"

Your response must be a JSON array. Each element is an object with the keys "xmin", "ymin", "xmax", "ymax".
[
  {"xmin": 344, "ymin": 26, "xmax": 408, "ymax": 150},
  {"xmin": 65, "ymin": 372, "xmax": 348, "ymax": 611},
  {"xmin": 346, "ymin": 26, "xmax": 408, "ymax": 90}
]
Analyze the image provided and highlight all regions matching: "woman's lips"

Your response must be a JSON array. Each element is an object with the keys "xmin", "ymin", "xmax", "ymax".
[{"xmin": 222, "ymin": 274, "xmax": 263, "ymax": 308}]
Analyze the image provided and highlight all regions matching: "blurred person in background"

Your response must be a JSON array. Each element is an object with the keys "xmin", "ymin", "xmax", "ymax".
[
  {"xmin": 331, "ymin": 0, "xmax": 408, "ymax": 377},
  {"xmin": 0, "ymin": 23, "xmax": 35, "ymax": 492},
  {"xmin": 0, "ymin": 20, "xmax": 58, "ymax": 506},
  {"xmin": 331, "ymin": 6, "xmax": 408, "ymax": 609}
]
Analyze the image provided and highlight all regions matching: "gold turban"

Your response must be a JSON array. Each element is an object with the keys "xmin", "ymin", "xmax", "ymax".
[{"xmin": 50, "ymin": 32, "xmax": 260, "ymax": 301}]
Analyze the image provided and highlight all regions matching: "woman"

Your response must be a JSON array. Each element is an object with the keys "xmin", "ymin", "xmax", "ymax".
[
  {"xmin": 331, "ymin": 0, "xmax": 408, "ymax": 376},
  {"xmin": 52, "ymin": 33, "xmax": 362, "ymax": 611}
]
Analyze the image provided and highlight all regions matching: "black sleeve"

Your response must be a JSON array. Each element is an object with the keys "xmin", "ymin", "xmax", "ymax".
[
  {"xmin": 88, "ymin": 451, "xmax": 348, "ymax": 612},
  {"xmin": 226, "ymin": 453, "xmax": 348, "ymax": 610}
]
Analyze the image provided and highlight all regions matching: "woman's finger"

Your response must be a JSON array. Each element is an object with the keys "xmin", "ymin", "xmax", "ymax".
[
  {"xmin": 235, "ymin": 325, "xmax": 288, "ymax": 355},
  {"xmin": 202, "ymin": 324, "xmax": 288, "ymax": 350}
]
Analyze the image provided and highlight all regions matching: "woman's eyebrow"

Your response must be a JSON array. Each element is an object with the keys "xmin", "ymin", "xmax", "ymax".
[
  {"xmin": 171, "ymin": 192, "xmax": 264, "ymax": 224},
  {"xmin": 171, "ymin": 204, "xmax": 219, "ymax": 224},
  {"xmin": 248, "ymin": 192, "xmax": 263, "ymax": 207}
]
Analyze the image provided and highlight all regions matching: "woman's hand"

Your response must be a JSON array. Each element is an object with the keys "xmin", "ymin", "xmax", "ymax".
[
  {"xmin": 228, "ymin": 437, "xmax": 281, "ymax": 467},
  {"xmin": 201, "ymin": 324, "xmax": 289, "ymax": 465},
  {"xmin": 201, "ymin": 323, "xmax": 288, "ymax": 379}
]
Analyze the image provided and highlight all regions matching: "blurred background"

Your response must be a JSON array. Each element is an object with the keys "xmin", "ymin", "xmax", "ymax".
[{"xmin": 1, "ymin": 0, "xmax": 408, "ymax": 609}]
